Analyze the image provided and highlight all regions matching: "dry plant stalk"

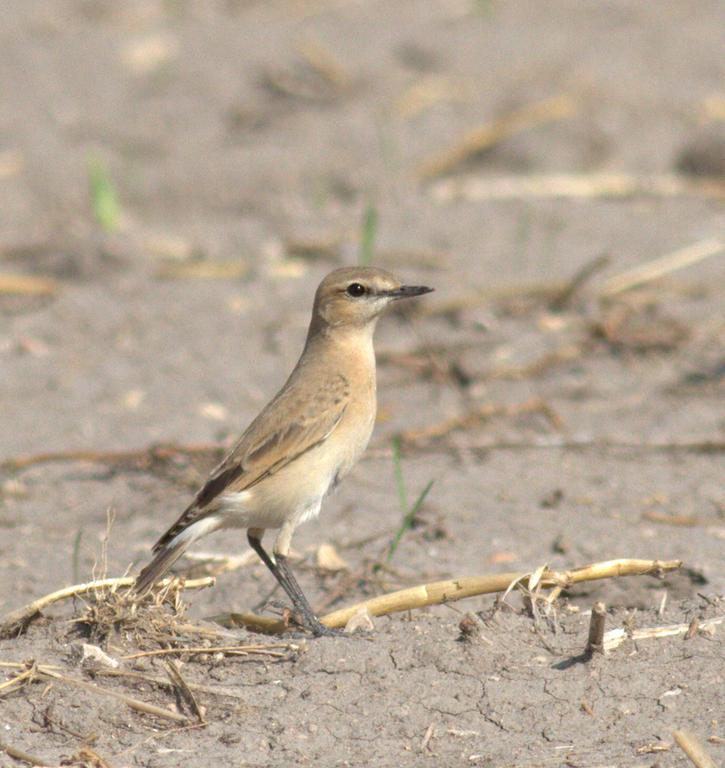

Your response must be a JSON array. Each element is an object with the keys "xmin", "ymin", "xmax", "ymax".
[
  {"xmin": 0, "ymin": 149, "xmax": 24, "ymax": 177},
  {"xmin": 0, "ymin": 560, "xmax": 684, "ymax": 639},
  {"xmin": 487, "ymin": 346, "xmax": 584, "ymax": 382},
  {"xmin": 585, "ymin": 601, "xmax": 606, "ymax": 655},
  {"xmin": 0, "ymin": 664, "xmax": 38, "ymax": 696},
  {"xmin": 120, "ymin": 643, "xmax": 296, "ymax": 660},
  {"xmin": 600, "ymin": 238, "xmax": 724, "ymax": 296},
  {"xmin": 548, "ymin": 253, "xmax": 611, "ymax": 310},
  {"xmin": 641, "ymin": 510, "xmax": 721, "ymax": 527},
  {"xmin": 0, "ymin": 662, "xmax": 188, "ymax": 724},
  {"xmin": 398, "ymin": 398, "xmax": 563, "ymax": 448},
  {"xmin": 164, "ymin": 660, "xmax": 205, "ymax": 723},
  {"xmin": 0, "ymin": 273, "xmax": 58, "ymax": 295},
  {"xmin": 0, "ymin": 576, "xmax": 214, "ymax": 638},
  {"xmin": 216, "ymin": 558, "xmax": 681, "ymax": 633},
  {"xmin": 431, "ymin": 173, "xmax": 725, "ymax": 202},
  {"xmin": 39, "ymin": 666, "xmax": 189, "ymax": 724},
  {"xmin": 1, "ymin": 661, "xmax": 252, "ymax": 703},
  {"xmin": 0, "ymin": 739, "xmax": 47, "ymax": 767},
  {"xmin": 603, "ymin": 615, "xmax": 723, "ymax": 651},
  {"xmin": 394, "ymin": 74, "xmax": 466, "ymax": 121},
  {"xmin": 71, "ymin": 747, "xmax": 114, "ymax": 768},
  {"xmin": 1, "ymin": 441, "xmax": 223, "ymax": 472},
  {"xmin": 685, "ymin": 617, "xmax": 700, "ymax": 640},
  {"xmin": 155, "ymin": 261, "xmax": 250, "ymax": 280},
  {"xmin": 295, "ymin": 37, "xmax": 349, "ymax": 89},
  {"xmin": 417, "ymin": 94, "xmax": 576, "ymax": 180},
  {"xmin": 673, "ymin": 729, "xmax": 718, "ymax": 768}
]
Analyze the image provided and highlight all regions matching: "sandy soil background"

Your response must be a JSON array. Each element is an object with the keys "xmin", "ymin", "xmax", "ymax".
[{"xmin": 1, "ymin": 1, "xmax": 723, "ymax": 766}]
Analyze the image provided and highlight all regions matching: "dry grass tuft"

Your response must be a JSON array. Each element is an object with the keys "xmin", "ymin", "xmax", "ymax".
[{"xmin": 72, "ymin": 580, "xmax": 191, "ymax": 648}]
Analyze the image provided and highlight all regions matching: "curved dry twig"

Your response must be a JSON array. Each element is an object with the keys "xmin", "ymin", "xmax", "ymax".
[
  {"xmin": 0, "ymin": 576, "xmax": 214, "ymax": 638},
  {"xmin": 214, "ymin": 558, "xmax": 682, "ymax": 634}
]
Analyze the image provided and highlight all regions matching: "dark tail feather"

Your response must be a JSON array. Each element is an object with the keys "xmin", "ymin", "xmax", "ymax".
[
  {"xmin": 133, "ymin": 539, "xmax": 190, "ymax": 595},
  {"xmin": 133, "ymin": 515, "xmax": 221, "ymax": 595}
]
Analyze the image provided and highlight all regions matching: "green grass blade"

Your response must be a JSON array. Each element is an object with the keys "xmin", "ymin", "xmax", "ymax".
[
  {"xmin": 386, "ymin": 479, "xmax": 434, "ymax": 563},
  {"xmin": 358, "ymin": 202, "xmax": 378, "ymax": 266},
  {"xmin": 88, "ymin": 156, "xmax": 121, "ymax": 232},
  {"xmin": 391, "ymin": 435, "xmax": 408, "ymax": 514},
  {"xmin": 387, "ymin": 435, "xmax": 434, "ymax": 563}
]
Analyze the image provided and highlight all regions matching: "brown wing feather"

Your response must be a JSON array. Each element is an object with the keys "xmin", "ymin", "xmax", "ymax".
[{"xmin": 151, "ymin": 372, "xmax": 350, "ymax": 552}]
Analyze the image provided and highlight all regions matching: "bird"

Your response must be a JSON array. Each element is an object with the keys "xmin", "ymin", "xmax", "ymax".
[{"xmin": 134, "ymin": 266, "xmax": 433, "ymax": 636}]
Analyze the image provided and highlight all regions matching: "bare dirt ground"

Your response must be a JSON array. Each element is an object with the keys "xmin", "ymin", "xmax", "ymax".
[{"xmin": 1, "ymin": 2, "xmax": 724, "ymax": 766}]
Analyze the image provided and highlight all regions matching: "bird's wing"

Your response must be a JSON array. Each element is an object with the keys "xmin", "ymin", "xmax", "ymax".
[{"xmin": 151, "ymin": 372, "xmax": 350, "ymax": 552}]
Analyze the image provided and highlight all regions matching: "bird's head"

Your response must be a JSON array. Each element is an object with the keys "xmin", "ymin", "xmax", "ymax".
[{"xmin": 310, "ymin": 267, "xmax": 433, "ymax": 331}]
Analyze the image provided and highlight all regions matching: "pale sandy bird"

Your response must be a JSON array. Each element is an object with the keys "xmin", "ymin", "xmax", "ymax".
[{"xmin": 134, "ymin": 267, "xmax": 432, "ymax": 635}]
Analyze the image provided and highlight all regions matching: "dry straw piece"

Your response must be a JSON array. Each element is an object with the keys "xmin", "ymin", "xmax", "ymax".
[
  {"xmin": 673, "ymin": 729, "xmax": 718, "ymax": 768},
  {"xmin": 321, "ymin": 558, "xmax": 680, "ymax": 629},
  {"xmin": 600, "ymin": 238, "xmax": 724, "ymax": 296},
  {"xmin": 0, "ymin": 662, "xmax": 188, "ymax": 724},
  {"xmin": 585, "ymin": 601, "xmax": 607, "ymax": 655},
  {"xmin": 416, "ymin": 94, "xmax": 577, "ymax": 180},
  {"xmin": 431, "ymin": 173, "xmax": 725, "ymax": 202},
  {"xmin": 0, "ymin": 575, "xmax": 214, "ymax": 638},
  {"xmin": 0, "ymin": 738, "xmax": 47, "ymax": 767},
  {"xmin": 0, "ymin": 558, "xmax": 683, "ymax": 638},
  {"xmin": 0, "ymin": 273, "xmax": 58, "ymax": 295},
  {"xmin": 603, "ymin": 616, "xmax": 723, "ymax": 652},
  {"xmin": 397, "ymin": 398, "xmax": 564, "ymax": 448},
  {"xmin": 213, "ymin": 558, "xmax": 681, "ymax": 634}
]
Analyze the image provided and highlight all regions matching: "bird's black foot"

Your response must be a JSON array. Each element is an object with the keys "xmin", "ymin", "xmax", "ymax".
[
  {"xmin": 247, "ymin": 540, "xmax": 348, "ymax": 638},
  {"xmin": 308, "ymin": 620, "xmax": 345, "ymax": 638},
  {"xmin": 289, "ymin": 605, "xmax": 345, "ymax": 638}
]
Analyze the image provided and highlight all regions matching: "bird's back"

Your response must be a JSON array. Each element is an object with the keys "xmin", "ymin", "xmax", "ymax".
[{"xmin": 151, "ymin": 329, "xmax": 377, "ymax": 550}]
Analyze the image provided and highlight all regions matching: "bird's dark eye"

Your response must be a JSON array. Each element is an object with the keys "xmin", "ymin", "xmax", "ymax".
[{"xmin": 346, "ymin": 282, "xmax": 367, "ymax": 298}]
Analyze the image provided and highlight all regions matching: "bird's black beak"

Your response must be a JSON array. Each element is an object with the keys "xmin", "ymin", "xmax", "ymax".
[{"xmin": 385, "ymin": 285, "xmax": 434, "ymax": 300}]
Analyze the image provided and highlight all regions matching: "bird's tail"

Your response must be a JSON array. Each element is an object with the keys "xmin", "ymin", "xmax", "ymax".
[{"xmin": 133, "ymin": 516, "xmax": 221, "ymax": 595}]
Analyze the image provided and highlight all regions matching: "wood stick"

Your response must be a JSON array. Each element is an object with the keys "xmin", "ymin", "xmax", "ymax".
[
  {"xmin": 37, "ymin": 666, "xmax": 188, "ymax": 724},
  {"xmin": 0, "ymin": 149, "xmax": 24, "ymax": 178},
  {"xmin": 0, "ymin": 739, "xmax": 50, "ymax": 767},
  {"xmin": 0, "ymin": 576, "xmax": 215, "ymax": 638},
  {"xmin": 296, "ymin": 38, "xmax": 349, "ymax": 89},
  {"xmin": 417, "ymin": 95, "xmax": 576, "ymax": 180},
  {"xmin": 0, "ymin": 273, "xmax": 58, "ymax": 296},
  {"xmin": 603, "ymin": 616, "xmax": 723, "ymax": 651},
  {"xmin": 0, "ymin": 665, "xmax": 37, "ymax": 695},
  {"xmin": 431, "ymin": 173, "xmax": 725, "ymax": 202},
  {"xmin": 216, "ymin": 558, "xmax": 681, "ymax": 633},
  {"xmin": 685, "ymin": 617, "xmax": 700, "ymax": 640},
  {"xmin": 120, "ymin": 643, "xmax": 296, "ymax": 660},
  {"xmin": 1, "ymin": 441, "xmax": 224, "ymax": 472},
  {"xmin": 642, "ymin": 510, "xmax": 720, "ymax": 527},
  {"xmin": 155, "ymin": 261, "xmax": 249, "ymax": 281},
  {"xmin": 72, "ymin": 748, "xmax": 114, "ymax": 768},
  {"xmin": 673, "ymin": 729, "xmax": 718, "ymax": 768},
  {"xmin": 601, "ymin": 238, "xmax": 724, "ymax": 296},
  {"xmin": 397, "ymin": 398, "xmax": 563, "ymax": 447},
  {"xmin": 95, "ymin": 668, "xmax": 250, "ymax": 700},
  {"xmin": 585, "ymin": 601, "xmax": 606, "ymax": 655},
  {"xmin": 164, "ymin": 660, "xmax": 205, "ymax": 724},
  {"xmin": 208, "ymin": 612, "xmax": 288, "ymax": 635},
  {"xmin": 548, "ymin": 253, "xmax": 610, "ymax": 310},
  {"xmin": 1, "ymin": 560, "xmax": 684, "ymax": 639}
]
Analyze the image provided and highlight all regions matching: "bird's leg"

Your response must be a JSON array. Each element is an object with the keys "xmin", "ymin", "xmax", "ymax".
[
  {"xmin": 247, "ymin": 530, "xmax": 341, "ymax": 637},
  {"xmin": 274, "ymin": 553, "xmax": 340, "ymax": 637}
]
